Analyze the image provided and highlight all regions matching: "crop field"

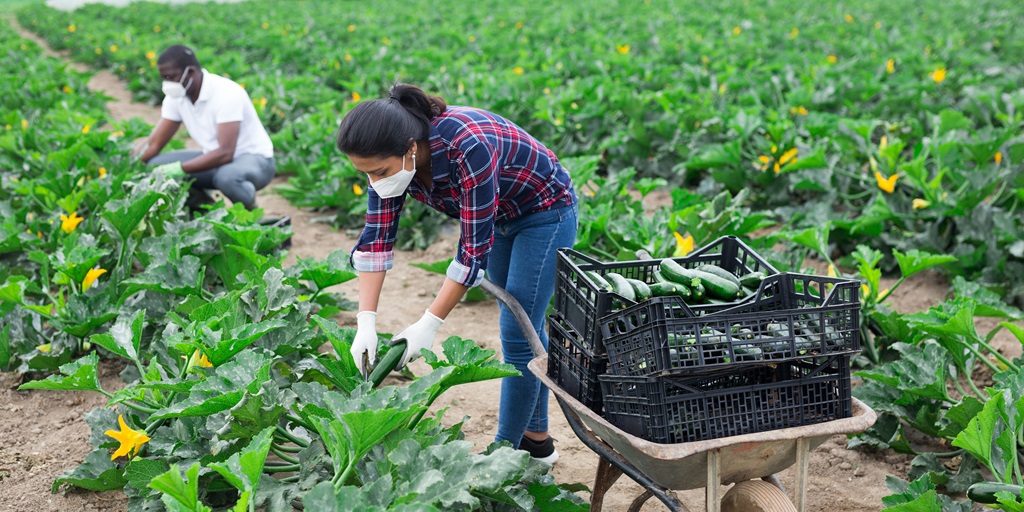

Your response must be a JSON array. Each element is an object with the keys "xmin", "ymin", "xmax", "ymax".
[{"xmin": 2, "ymin": 0, "xmax": 1023, "ymax": 510}]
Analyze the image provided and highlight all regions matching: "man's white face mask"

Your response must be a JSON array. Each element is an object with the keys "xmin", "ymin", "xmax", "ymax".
[{"xmin": 162, "ymin": 66, "xmax": 194, "ymax": 99}]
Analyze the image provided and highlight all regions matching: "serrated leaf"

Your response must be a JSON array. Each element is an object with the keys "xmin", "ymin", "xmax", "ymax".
[
  {"xmin": 209, "ymin": 426, "xmax": 275, "ymax": 494},
  {"xmin": 90, "ymin": 310, "xmax": 145, "ymax": 362},
  {"xmin": 102, "ymin": 192, "xmax": 163, "ymax": 242},
  {"xmin": 421, "ymin": 336, "xmax": 520, "ymax": 389},
  {"xmin": 18, "ymin": 352, "xmax": 102, "ymax": 392},
  {"xmin": 938, "ymin": 397, "xmax": 984, "ymax": 439},
  {"xmin": 952, "ymin": 392, "xmax": 1001, "ymax": 472},
  {"xmin": 205, "ymin": 318, "xmax": 287, "ymax": 367},
  {"xmin": 854, "ymin": 342, "xmax": 950, "ymax": 402},
  {"xmin": 952, "ymin": 277, "xmax": 1023, "ymax": 319},
  {"xmin": 295, "ymin": 250, "xmax": 357, "ymax": 290},
  {"xmin": 893, "ymin": 249, "xmax": 958, "ymax": 279},
  {"xmin": 781, "ymin": 225, "xmax": 830, "ymax": 258},
  {"xmin": 148, "ymin": 463, "xmax": 212, "ymax": 512}
]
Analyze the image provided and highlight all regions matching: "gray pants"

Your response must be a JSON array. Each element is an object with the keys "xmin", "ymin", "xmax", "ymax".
[{"xmin": 149, "ymin": 150, "xmax": 276, "ymax": 210}]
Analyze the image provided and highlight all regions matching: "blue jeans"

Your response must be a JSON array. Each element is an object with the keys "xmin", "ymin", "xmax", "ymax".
[
  {"xmin": 487, "ymin": 203, "xmax": 577, "ymax": 447},
  {"xmin": 149, "ymin": 150, "xmax": 276, "ymax": 209}
]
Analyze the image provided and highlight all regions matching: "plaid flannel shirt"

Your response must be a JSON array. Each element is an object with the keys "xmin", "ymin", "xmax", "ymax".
[{"xmin": 351, "ymin": 106, "xmax": 576, "ymax": 287}]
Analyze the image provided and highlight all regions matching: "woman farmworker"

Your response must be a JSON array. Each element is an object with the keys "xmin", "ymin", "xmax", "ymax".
[{"xmin": 338, "ymin": 83, "xmax": 577, "ymax": 464}]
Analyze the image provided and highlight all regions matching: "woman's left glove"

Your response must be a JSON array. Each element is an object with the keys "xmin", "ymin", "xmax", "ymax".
[{"xmin": 393, "ymin": 309, "xmax": 444, "ymax": 368}]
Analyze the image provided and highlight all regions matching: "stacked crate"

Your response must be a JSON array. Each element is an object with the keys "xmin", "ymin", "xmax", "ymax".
[{"xmin": 550, "ymin": 236, "xmax": 860, "ymax": 443}]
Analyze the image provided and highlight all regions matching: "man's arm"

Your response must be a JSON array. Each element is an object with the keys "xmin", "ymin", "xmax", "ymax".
[
  {"xmin": 178, "ymin": 122, "xmax": 240, "ymax": 173},
  {"xmin": 137, "ymin": 119, "xmax": 181, "ymax": 162}
]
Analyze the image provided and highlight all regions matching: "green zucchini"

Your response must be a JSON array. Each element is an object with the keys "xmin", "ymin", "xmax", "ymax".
[
  {"xmin": 626, "ymin": 278, "xmax": 652, "ymax": 302},
  {"xmin": 739, "ymin": 271, "xmax": 766, "ymax": 288},
  {"xmin": 661, "ymin": 259, "xmax": 739, "ymax": 301},
  {"xmin": 649, "ymin": 281, "xmax": 692, "ymax": 301},
  {"xmin": 659, "ymin": 259, "xmax": 693, "ymax": 285},
  {"xmin": 586, "ymin": 271, "xmax": 613, "ymax": 291},
  {"xmin": 696, "ymin": 264, "xmax": 741, "ymax": 288},
  {"xmin": 368, "ymin": 341, "xmax": 407, "ymax": 387},
  {"xmin": 689, "ymin": 279, "xmax": 706, "ymax": 302},
  {"xmin": 604, "ymin": 272, "xmax": 636, "ymax": 301},
  {"xmin": 967, "ymin": 482, "xmax": 1024, "ymax": 504}
]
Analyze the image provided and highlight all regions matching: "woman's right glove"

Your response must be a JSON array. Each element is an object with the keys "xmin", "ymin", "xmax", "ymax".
[{"xmin": 350, "ymin": 311, "xmax": 378, "ymax": 378}]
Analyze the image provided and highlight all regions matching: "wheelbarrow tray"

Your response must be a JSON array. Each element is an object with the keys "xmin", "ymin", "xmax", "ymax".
[{"xmin": 529, "ymin": 355, "xmax": 876, "ymax": 491}]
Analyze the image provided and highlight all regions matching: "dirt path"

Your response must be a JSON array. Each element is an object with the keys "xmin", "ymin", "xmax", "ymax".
[{"xmin": 0, "ymin": 15, "xmax": 971, "ymax": 512}]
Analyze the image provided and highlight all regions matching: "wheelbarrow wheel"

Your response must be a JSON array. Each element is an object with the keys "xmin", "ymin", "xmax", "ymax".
[{"xmin": 721, "ymin": 480, "xmax": 796, "ymax": 512}]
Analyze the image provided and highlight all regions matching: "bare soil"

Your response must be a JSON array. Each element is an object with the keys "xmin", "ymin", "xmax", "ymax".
[{"xmin": 5, "ymin": 16, "xmax": 1021, "ymax": 512}]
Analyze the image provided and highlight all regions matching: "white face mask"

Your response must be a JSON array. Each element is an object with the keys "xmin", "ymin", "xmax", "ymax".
[
  {"xmin": 369, "ymin": 153, "xmax": 416, "ymax": 199},
  {"xmin": 161, "ymin": 67, "xmax": 194, "ymax": 99}
]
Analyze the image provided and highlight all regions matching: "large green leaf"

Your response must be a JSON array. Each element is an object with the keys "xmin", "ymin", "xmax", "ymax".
[
  {"xmin": 294, "ymin": 250, "xmax": 357, "ymax": 290},
  {"xmin": 149, "ymin": 351, "xmax": 272, "ymax": 420},
  {"xmin": 952, "ymin": 392, "xmax": 1001, "ymax": 473},
  {"xmin": 18, "ymin": 352, "xmax": 102, "ymax": 392},
  {"xmin": 148, "ymin": 463, "xmax": 213, "ymax": 512},
  {"xmin": 125, "ymin": 458, "xmax": 170, "ymax": 495},
  {"xmin": 102, "ymin": 191, "xmax": 163, "ymax": 242},
  {"xmin": 893, "ymin": 249, "xmax": 957, "ymax": 279},
  {"xmin": 209, "ymin": 426, "xmax": 275, "ymax": 496},
  {"xmin": 89, "ymin": 309, "xmax": 144, "ymax": 362},
  {"xmin": 51, "ymin": 448, "xmax": 128, "ymax": 492},
  {"xmin": 855, "ymin": 342, "xmax": 950, "ymax": 403},
  {"xmin": 422, "ymin": 336, "xmax": 520, "ymax": 390},
  {"xmin": 122, "ymin": 255, "xmax": 204, "ymax": 296},
  {"xmin": 952, "ymin": 277, "xmax": 1024, "ymax": 319},
  {"xmin": 204, "ymin": 318, "xmax": 288, "ymax": 367}
]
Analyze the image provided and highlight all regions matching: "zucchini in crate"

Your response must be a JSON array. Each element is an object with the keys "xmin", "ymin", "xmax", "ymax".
[
  {"xmin": 625, "ymin": 278, "xmax": 651, "ymax": 302},
  {"xmin": 603, "ymin": 272, "xmax": 635, "ymax": 301},
  {"xmin": 649, "ymin": 281, "xmax": 692, "ymax": 301},
  {"xmin": 586, "ymin": 271, "xmax": 613, "ymax": 292},
  {"xmin": 660, "ymin": 259, "xmax": 740, "ymax": 301}
]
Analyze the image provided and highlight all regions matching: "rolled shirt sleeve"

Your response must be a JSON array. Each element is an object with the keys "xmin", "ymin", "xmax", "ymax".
[
  {"xmin": 350, "ymin": 189, "xmax": 406, "ymax": 273},
  {"xmin": 446, "ymin": 142, "xmax": 499, "ymax": 288}
]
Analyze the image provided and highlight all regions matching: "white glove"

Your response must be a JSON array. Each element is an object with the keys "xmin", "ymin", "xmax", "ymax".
[
  {"xmin": 394, "ymin": 309, "xmax": 444, "ymax": 368},
  {"xmin": 350, "ymin": 311, "xmax": 378, "ymax": 378}
]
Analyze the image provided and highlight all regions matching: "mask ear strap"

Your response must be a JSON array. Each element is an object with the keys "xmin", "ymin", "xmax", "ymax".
[{"xmin": 180, "ymin": 67, "xmax": 195, "ymax": 92}]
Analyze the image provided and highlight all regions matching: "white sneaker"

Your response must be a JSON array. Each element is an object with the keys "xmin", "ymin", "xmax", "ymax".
[{"xmin": 520, "ymin": 436, "xmax": 559, "ymax": 465}]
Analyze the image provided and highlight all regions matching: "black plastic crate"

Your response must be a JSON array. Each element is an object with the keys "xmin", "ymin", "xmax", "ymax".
[
  {"xmin": 553, "ymin": 235, "xmax": 778, "ymax": 355},
  {"xmin": 599, "ymin": 355, "xmax": 853, "ymax": 444},
  {"xmin": 547, "ymin": 316, "xmax": 606, "ymax": 414},
  {"xmin": 600, "ymin": 272, "xmax": 861, "ymax": 377}
]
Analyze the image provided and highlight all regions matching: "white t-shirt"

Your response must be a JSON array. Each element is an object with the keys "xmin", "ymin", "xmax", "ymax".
[{"xmin": 160, "ymin": 69, "xmax": 274, "ymax": 159}]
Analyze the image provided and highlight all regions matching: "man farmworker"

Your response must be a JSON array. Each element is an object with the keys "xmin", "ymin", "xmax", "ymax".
[{"xmin": 134, "ymin": 44, "xmax": 276, "ymax": 211}]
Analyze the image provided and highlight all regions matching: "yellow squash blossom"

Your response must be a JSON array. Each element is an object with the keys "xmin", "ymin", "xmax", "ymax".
[
  {"xmin": 879, "ymin": 136, "xmax": 888, "ymax": 151},
  {"xmin": 82, "ymin": 124, "xmax": 90, "ymax": 134},
  {"xmin": 931, "ymin": 68, "xmax": 946, "ymax": 83},
  {"xmin": 185, "ymin": 350, "xmax": 214, "ymax": 370},
  {"xmin": 105, "ymin": 414, "xmax": 151, "ymax": 460},
  {"xmin": 886, "ymin": 59, "xmax": 895, "ymax": 73},
  {"xmin": 109, "ymin": 45, "xmax": 118, "ymax": 53},
  {"xmin": 844, "ymin": 14, "xmax": 854, "ymax": 23},
  {"xmin": 616, "ymin": 44, "xmax": 630, "ymax": 55},
  {"xmin": 60, "ymin": 211, "xmax": 84, "ymax": 234},
  {"xmin": 827, "ymin": 265, "xmax": 838, "ymax": 278},
  {"xmin": 790, "ymin": 105, "xmax": 808, "ymax": 115},
  {"xmin": 351, "ymin": 92, "xmax": 361, "ymax": 102},
  {"xmin": 82, "ymin": 268, "xmax": 107, "ymax": 291},
  {"xmin": 513, "ymin": 66, "xmax": 524, "ymax": 75},
  {"xmin": 36, "ymin": 343, "xmax": 51, "ymax": 353},
  {"xmin": 994, "ymin": 152, "xmax": 1002, "ymax": 164},
  {"xmin": 21, "ymin": 119, "xmax": 28, "ymax": 129},
  {"xmin": 353, "ymin": 183, "xmax": 363, "ymax": 196},
  {"xmin": 262, "ymin": 22, "xmax": 270, "ymax": 30},
  {"xmin": 758, "ymin": 155, "xmax": 770, "ymax": 170},
  {"xmin": 68, "ymin": 24, "xmax": 76, "ymax": 33},
  {"xmin": 779, "ymin": 148, "xmax": 799, "ymax": 166},
  {"xmin": 861, "ymin": 283, "xmax": 870, "ymax": 297},
  {"xmin": 673, "ymin": 232, "xmax": 694, "ymax": 257},
  {"xmin": 98, "ymin": 167, "xmax": 107, "ymax": 178},
  {"xmin": 145, "ymin": 51, "xmax": 156, "ymax": 59},
  {"xmin": 63, "ymin": 85, "xmax": 72, "ymax": 94},
  {"xmin": 789, "ymin": 28, "xmax": 799, "ymax": 39},
  {"xmin": 153, "ymin": 25, "xmax": 161, "ymax": 32},
  {"xmin": 827, "ymin": 55, "xmax": 838, "ymax": 64},
  {"xmin": 874, "ymin": 172, "xmax": 898, "ymax": 193},
  {"xmin": 732, "ymin": 26, "xmax": 741, "ymax": 36},
  {"xmin": 347, "ymin": 24, "xmax": 355, "ymax": 32},
  {"xmin": 912, "ymin": 198, "xmax": 930, "ymax": 210}
]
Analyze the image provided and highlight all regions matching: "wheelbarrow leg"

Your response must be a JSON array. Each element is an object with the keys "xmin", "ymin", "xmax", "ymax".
[
  {"xmin": 793, "ymin": 437, "xmax": 811, "ymax": 512},
  {"xmin": 706, "ymin": 448, "xmax": 721, "ymax": 512},
  {"xmin": 591, "ymin": 458, "xmax": 623, "ymax": 511}
]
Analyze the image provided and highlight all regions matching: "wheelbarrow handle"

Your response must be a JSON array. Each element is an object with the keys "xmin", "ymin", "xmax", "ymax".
[{"xmin": 479, "ymin": 278, "xmax": 547, "ymax": 360}]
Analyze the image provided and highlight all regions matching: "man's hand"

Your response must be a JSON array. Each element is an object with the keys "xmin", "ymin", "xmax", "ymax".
[
  {"xmin": 393, "ymin": 309, "xmax": 444, "ymax": 368},
  {"xmin": 154, "ymin": 161, "xmax": 186, "ymax": 179},
  {"xmin": 351, "ymin": 311, "xmax": 379, "ymax": 378}
]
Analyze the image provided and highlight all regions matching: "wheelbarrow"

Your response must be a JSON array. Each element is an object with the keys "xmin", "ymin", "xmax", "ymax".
[{"xmin": 477, "ymin": 278, "xmax": 878, "ymax": 512}]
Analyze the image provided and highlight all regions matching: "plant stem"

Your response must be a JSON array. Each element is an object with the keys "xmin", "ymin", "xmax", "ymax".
[
  {"xmin": 263, "ymin": 463, "xmax": 300, "ymax": 473},
  {"xmin": 966, "ymin": 376, "xmax": 987, "ymax": 403},
  {"xmin": 271, "ymin": 441, "xmax": 303, "ymax": 453},
  {"xmin": 876, "ymin": 276, "xmax": 905, "ymax": 303},
  {"xmin": 930, "ymin": 449, "xmax": 965, "ymax": 458},
  {"xmin": 285, "ymin": 414, "xmax": 314, "ymax": 431},
  {"xmin": 271, "ymin": 446, "xmax": 300, "ymax": 464},
  {"xmin": 277, "ymin": 475, "xmax": 300, "ymax": 483},
  {"xmin": 275, "ymin": 425, "xmax": 309, "ymax": 447},
  {"xmin": 975, "ymin": 337, "xmax": 1018, "ymax": 373}
]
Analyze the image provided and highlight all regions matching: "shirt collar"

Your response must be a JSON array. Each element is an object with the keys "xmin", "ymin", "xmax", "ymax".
[{"xmin": 194, "ymin": 69, "xmax": 212, "ymax": 104}]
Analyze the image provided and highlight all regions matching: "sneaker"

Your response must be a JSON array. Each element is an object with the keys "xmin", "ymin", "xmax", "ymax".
[{"xmin": 519, "ymin": 436, "xmax": 559, "ymax": 465}]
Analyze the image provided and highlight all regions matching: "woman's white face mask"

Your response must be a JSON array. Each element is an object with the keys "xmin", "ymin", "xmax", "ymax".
[
  {"xmin": 162, "ymin": 67, "xmax": 194, "ymax": 99},
  {"xmin": 369, "ymin": 153, "xmax": 416, "ymax": 199}
]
